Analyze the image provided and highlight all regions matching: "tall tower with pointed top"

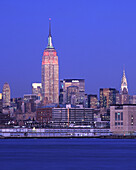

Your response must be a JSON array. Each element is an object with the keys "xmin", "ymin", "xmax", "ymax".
[
  {"xmin": 120, "ymin": 69, "xmax": 129, "ymax": 104},
  {"xmin": 41, "ymin": 19, "xmax": 59, "ymax": 104},
  {"xmin": 121, "ymin": 69, "xmax": 128, "ymax": 94}
]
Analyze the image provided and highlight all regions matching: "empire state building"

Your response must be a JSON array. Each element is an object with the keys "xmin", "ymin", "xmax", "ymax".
[{"xmin": 41, "ymin": 19, "xmax": 59, "ymax": 104}]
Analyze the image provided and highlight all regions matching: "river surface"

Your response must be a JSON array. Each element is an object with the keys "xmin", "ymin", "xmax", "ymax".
[{"xmin": 0, "ymin": 138, "xmax": 136, "ymax": 170}]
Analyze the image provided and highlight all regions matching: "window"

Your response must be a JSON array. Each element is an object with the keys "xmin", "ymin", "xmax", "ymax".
[
  {"xmin": 121, "ymin": 112, "xmax": 123, "ymax": 120},
  {"xmin": 115, "ymin": 122, "xmax": 117, "ymax": 126},
  {"xmin": 118, "ymin": 113, "xmax": 120, "ymax": 121},
  {"xmin": 121, "ymin": 122, "xmax": 123, "ymax": 125},
  {"xmin": 115, "ymin": 113, "xmax": 117, "ymax": 121},
  {"xmin": 118, "ymin": 122, "xmax": 120, "ymax": 125}
]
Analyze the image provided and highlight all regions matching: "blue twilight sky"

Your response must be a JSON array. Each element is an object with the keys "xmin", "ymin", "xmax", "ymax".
[{"xmin": 0, "ymin": 0, "xmax": 136, "ymax": 98}]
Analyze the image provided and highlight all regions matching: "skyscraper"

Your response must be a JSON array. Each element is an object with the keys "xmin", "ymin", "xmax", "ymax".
[
  {"xmin": 60, "ymin": 79, "xmax": 85, "ymax": 105},
  {"xmin": 2, "ymin": 83, "xmax": 10, "ymax": 107},
  {"xmin": 120, "ymin": 69, "xmax": 129, "ymax": 104},
  {"xmin": 41, "ymin": 19, "xmax": 59, "ymax": 104},
  {"xmin": 99, "ymin": 88, "xmax": 116, "ymax": 108},
  {"xmin": 121, "ymin": 69, "xmax": 128, "ymax": 94},
  {"xmin": 0, "ymin": 93, "xmax": 2, "ymax": 113},
  {"xmin": 32, "ymin": 83, "xmax": 42, "ymax": 100},
  {"xmin": 88, "ymin": 94, "xmax": 98, "ymax": 109}
]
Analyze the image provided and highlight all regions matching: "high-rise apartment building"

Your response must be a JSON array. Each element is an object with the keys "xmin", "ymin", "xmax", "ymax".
[
  {"xmin": 2, "ymin": 83, "xmax": 10, "ymax": 107},
  {"xmin": 41, "ymin": 19, "xmax": 59, "ymax": 105},
  {"xmin": 99, "ymin": 88, "xmax": 116, "ymax": 108},
  {"xmin": 60, "ymin": 79, "xmax": 85, "ymax": 105}
]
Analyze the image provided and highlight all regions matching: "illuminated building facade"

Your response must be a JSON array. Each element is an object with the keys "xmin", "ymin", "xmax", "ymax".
[
  {"xmin": 120, "ymin": 69, "xmax": 129, "ymax": 104},
  {"xmin": 32, "ymin": 83, "xmax": 42, "ymax": 100},
  {"xmin": 67, "ymin": 86, "xmax": 79, "ymax": 105},
  {"xmin": 0, "ymin": 93, "xmax": 2, "ymax": 100},
  {"xmin": 0, "ymin": 93, "xmax": 2, "ymax": 113},
  {"xmin": 115, "ymin": 90, "xmax": 120, "ymax": 104},
  {"xmin": 121, "ymin": 69, "xmax": 128, "ymax": 94},
  {"xmin": 100, "ymin": 88, "xmax": 116, "ymax": 108},
  {"xmin": 41, "ymin": 19, "xmax": 59, "ymax": 104},
  {"xmin": 36, "ymin": 107, "xmax": 94, "ymax": 128},
  {"xmin": 129, "ymin": 95, "xmax": 136, "ymax": 104},
  {"xmin": 60, "ymin": 79, "xmax": 85, "ymax": 105},
  {"xmin": 88, "ymin": 94, "xmax": 98, "ymax": 109},
  {"xmin": 2, "ymin": 83, "xmax": 10, "ymax": 107}
]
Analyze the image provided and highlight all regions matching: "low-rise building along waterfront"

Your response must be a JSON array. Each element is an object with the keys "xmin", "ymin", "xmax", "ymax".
[
  {"xmin": 36, "ymin": 105, "xmax": 94, "ymax": 128},
  {"xmin": 110, "ymin": 104, "xmax": 136, "ymax": 135}
]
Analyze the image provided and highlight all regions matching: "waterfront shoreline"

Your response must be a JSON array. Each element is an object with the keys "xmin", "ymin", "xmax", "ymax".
[{"xmin": 1, "ymin": 135, "xmax": 136, "ymax": 139}]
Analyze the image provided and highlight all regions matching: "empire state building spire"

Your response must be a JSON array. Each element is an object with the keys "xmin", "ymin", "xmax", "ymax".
[
  {"xmin": 47, "ymin": 18, "xmax": 54, "ymax": 49},
  {"xmin": 121, "ymin": 68, "xmax": 128, "ymax": 94}
]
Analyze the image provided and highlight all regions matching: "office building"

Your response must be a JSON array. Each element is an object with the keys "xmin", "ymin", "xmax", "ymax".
[
  {"xmin": 88, "ymin": 94, "xmax": 98, "ymax": 109},
  {"xmin": 115, "ymin": 90, "xmax": 121, "ymax": 104},
  {"xmin": 110, "ymin": 104, "xmax": 136, "ymax": 134},
  {"xmin": 41, "ymin": 19, "xmax": 59, "ymax": 104},
  {"xmin": 2, "ymin": 83, "xmax": 10, "ymax": 107},
  {"xmin": 32, "ymin": 83, "xmax": 42, "ymax": 100},
  {"xmin": 84, "ymin": 94, "xmax": 88, "ymax": 108},
  {"xmin": 0, "ymin": 93, "xmax": 2, "ymax": 113},
  {"xmin": 100, "ymin": 88, "xmax": 116, "ymax": 108},
  {"xmin": 24, "ymin": 100, "xmax": 36, "ymax": 113},
  {"xmin": 129, "ymin": 95, "xmax": 136, "ymax": 104},
  {"xmin": 120, "ymin": 69, "xmax": 129, "ymax": 104},
  {"xmin": 60, "ymin": 79, "xmax": 85, "ymax": 105},
  {"xmin": 36, "ymin": 106, "xmax": 94, "ymax": 128},
  {"xmin": 24, "ymin": 94, "xmax": 37, "ymax": 102},
  {"xmin": 0, "ymin": 93, "xmax": 2, "ymax": 100}
]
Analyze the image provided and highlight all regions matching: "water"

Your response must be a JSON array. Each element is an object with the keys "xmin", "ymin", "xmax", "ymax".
[{"xmin": 0, "ymin": 138, "xmax": 136, "ymax": 170}]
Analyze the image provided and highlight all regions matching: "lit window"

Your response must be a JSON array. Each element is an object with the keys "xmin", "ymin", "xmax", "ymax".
[{"xmin": 118, "ymin": 113, "xmax": 120, "ymax": 121}]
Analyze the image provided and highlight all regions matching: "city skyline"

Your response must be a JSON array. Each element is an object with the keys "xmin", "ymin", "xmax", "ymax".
[
  {"xmin": 1, "ymin": 0, "xmax": 136, "ymax": 97},
  {"xmin": 1, "ymin": 2, "xmax": 136, "ymax": 169}
]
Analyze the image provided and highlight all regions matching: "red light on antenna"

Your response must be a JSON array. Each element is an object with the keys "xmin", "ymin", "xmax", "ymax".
[{"xmin": 49, "ymin": 18, "xmax": 51, "ymax": 20}]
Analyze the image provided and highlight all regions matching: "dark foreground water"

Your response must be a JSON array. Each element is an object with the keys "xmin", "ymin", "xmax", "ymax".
[{"xmin": 0, "ymin": 139, "xmax": 136, "ymax": 170}]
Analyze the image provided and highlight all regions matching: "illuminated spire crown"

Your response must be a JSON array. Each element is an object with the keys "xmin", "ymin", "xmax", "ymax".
[
  {"xmin": 121, "ymin": 68, "xmax": 128, "ymax": 93},
  {"xmin": 46, "ymin": 18, "xmax": 54, "ymax": 49}
]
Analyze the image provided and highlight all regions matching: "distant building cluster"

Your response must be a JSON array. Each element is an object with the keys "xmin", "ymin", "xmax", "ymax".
[{"xmin": 0, "ymin": 19, "xmax": 136, "ymax": 136}]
